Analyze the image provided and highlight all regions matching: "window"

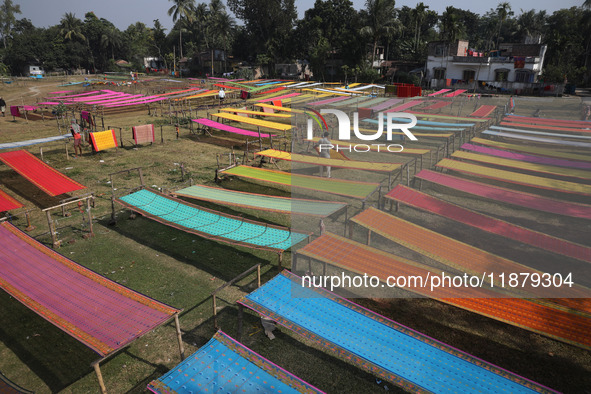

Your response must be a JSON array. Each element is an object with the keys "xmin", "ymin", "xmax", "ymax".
[
  {"xmin": 463, "ymin": 70, "xmax": 476, "ymax": 82},
  {"xmin": 495, "ymin": 70, "xmax": 509, "ymax": 82},
  {"xmin": 515, "ymin": 71, "xmax": 533, "ymax": 83},
  {"xmin": 434, "ymin": 45, "xmax": 446, "ymax": 56},
  {"xmin": 434, "ymin": 68, "xmax": 446, "ymax": 79}
]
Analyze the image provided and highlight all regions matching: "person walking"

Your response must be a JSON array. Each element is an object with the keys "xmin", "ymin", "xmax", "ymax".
[{"xmin": 0, "ymin": 97, "xmax": 6, "ymax": 117}]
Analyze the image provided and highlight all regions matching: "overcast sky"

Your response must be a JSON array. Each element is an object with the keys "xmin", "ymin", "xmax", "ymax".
[{"xmin": 18, "ymin": 0, "xmax": 585, "ymax": 31}]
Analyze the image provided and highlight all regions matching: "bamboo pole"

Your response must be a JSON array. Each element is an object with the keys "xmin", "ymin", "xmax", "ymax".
[
  {"xmin": 46, "ymin": 210, "xmax": 58, "ymax": 247},
  {"xmin": 87, "ymin": 197, "xmax": 94, "ymax": 236},
  {"xmin": 92, "ymin": 361, "xmax": 107, "ymax": 394},
  {"xmin": 174, "ymin": 314, "xmax": 185, "ymax": 360}
]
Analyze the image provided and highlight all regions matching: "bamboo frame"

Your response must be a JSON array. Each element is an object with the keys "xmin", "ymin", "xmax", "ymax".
[
  {"xmin": 212, "ymin": 264, "xmax": 261, "ymax": 330},
  {"xmin": 90, "ymin": 312, "xmax": 184, "ymax": 394},
  {"xmin": 42, "ymin": 194, "xmax": 95, "ymax": 248}
]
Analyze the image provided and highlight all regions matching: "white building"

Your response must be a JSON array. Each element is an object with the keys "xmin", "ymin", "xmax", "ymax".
[
  {"xmin": 26, "ymin": 65, "xmax": 45, "ymax": 76},
  {"xmin": 425, "ymin": 40, "xmax": 547, "ymax": 94}
]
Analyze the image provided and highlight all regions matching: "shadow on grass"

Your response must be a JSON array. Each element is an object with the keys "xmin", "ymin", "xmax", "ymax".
[
  {"xmin": 199, "ymin": 304, "xmax": 403, "ymax": 393},
  {"xmin": 361, "ymin": 297, "xmax": 591, "ymax": 393},
  {"xmin": 0, "ymin": 291, "xmax": 98, "ymax": 392},
  {"xmin": 0, "ymin": 169, "xmax": 63, "ymax": 209},
  {"xmin": 122, "ymin": 351, "xmax": 169, "ymax": 394},
  {"xmin": 101, "ymin": 212, "xmax": 280, "ymax": 284}
]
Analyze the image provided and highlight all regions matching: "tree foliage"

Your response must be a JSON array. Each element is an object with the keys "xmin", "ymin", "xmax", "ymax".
[{"xmin": 0, "ymin": 0, "xmax": 20, "ymax": 48}]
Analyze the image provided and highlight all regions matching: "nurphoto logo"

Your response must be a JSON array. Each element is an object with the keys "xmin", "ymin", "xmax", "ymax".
[{"xmin": 306, "ymin": 109, "xmax": 418, "ymax": 153}]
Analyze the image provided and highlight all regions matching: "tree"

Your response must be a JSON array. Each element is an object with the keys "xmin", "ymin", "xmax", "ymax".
[
  {"xmin": 544, "ymin": 7, "xmax": 587, "ymax": 83},
  {"xmin": 0, "ymin": 0, "xmax": 21, "ymax": 48},
  {"xmin": 359, "ymin": 0, "xmax": 399, "ymax": 66},
  {"xmin": 440, "ymin": 6, "xmax": 464, "ymax": 44},
  {"xmin": 411, "ymin": 2, "xmax": 428, "ymax": 52},
  {"xmin": 496, "ymin": 2, "xmax": 513, "ymax": 48},
  {"xmin": 167, "ymin": 0, "xmax": 195, "ymax": 59},
  {"xmin": 204, "ymin": 0, "xmax": 236, "ymax": 73},
  {"xmin": 228, "ymin": 0, "xmax": 297, "ymax": 72},
  {"xmin": 4, "ymin": 19, "xmax": 43, "ymax": 74},
  {"xmin": 101, "ymin": 26, "xmax": 122, "ymax": 60},
  {"xmin": 516, "ymin": 9, "xmax": 546, "ymax": 43},
  {"xmin": 60, "ymin": 12, "xmax": 89, "ymax": 70},
  {"xmin": 149, "ymin": 19, "xmax": 168, "ymax": 68},
  {"xmin": 125, "ymin": 22, "xmax": 152, "ymax": 68},
  {"xmin": 210, "ymin": 12, "xmax": 236, "ymax": 72},
  {"xmin": 293, "ymin": 0, "xmax": 363, "ymax": 79},
  {"xmin": 60, "ymin": 12, "xmax": 85, "ymax": 42},
  {"xmin": 306, "ymin": 25, "xmax": 331, "ymax": 80}
]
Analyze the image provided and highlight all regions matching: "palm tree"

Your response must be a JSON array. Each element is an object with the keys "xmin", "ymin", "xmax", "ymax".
[
  {"xmin": 102, "ymin": 27, "xmax": 122, "ymax": 60},
  {"xmin": 496, "ymin": 2, "xmax": 513, "ymax": 48},
  {"xmin": 208, "ymin": 0, "xmax": 225, "ymax": 16},
  {"xmin": 517, "ymin": 9, "xmax": 546, "ymax": 43},
  {"xmin": 60, "ymin": 12, "xmax": 85, "ymax": 42},
  {"xmin": 360, "ymin": 0, "xmax": 399, "ymax": 66},
  {"xmin": 193, "ymin": 2, "xmax": 209, "ymax": 48},
  {"xmin": 206, "ymin": 0, "xmax": 236, "ymax": 73},
  {"xmin": 211, "ymin": 12, "xmax": 236, "ymax": 73},
  {"xmin": 440, "ymin": 7, "xmax": 462, "ymax": 44},
  {"xmin": 411, "ymin": 2, "xmax": 429, "ymax": 52},
  {"xmin": 168, "ymin": 0, "xmax": 195, "ymax": 59},
  {"xmin": 60, "ymin": 12, "xmax": 92, "ymax": 71}
]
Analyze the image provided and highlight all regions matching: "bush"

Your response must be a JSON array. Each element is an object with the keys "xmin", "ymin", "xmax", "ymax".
[
  {"xmin": 392, "ymin": 71, "xmax": 421, "ymax": 86},
  {"xmin": 0, "ymin": 63, "xmax": 10, "ymax": 76},
  {"xmin": 235, "ymin": 68, "xmax": 254, "ymax": 80},
  {"xmin": 357, "ymin": 67, "xmax": 380, "ymax": 83}
]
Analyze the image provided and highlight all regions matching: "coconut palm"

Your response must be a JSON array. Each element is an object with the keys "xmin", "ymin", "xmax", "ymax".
[
  {"xmin": 360, "ymin": 0, "xmax": 399, "ymax": 66},
  {"xmin": 496, "ymin": 2, "xmax": 513, "ymax": 48},
  {"xmin": 60, "ymin": 12, "xmax": 85, "ymax": 42},
  {"xmin": 168, "ymin": 0, "xmax": 195, "ymax": 59},
  {"xmin": 60, "ymin": 13, "xmax": 91, "ymax": 71},
  {"xmin": 440, "ymin": 6, "xmax": 462, "ymax": 44},
  {"xmin": 411, "ymin": 2, "xmax": 429, "ymax": 52},
  {"xmin": 517, "ymin": 9, "xmax": 546, "ymax": 43},
  {"xmin": 210, "ymin": 12, "xmax": 236, "ymax": 72},
  {"xmin": 100, "ymin": 26, "xmax": 122, "ymax": 60},
  {"xmin": 192, "ymin": 2, "xmax": 209, "ymax": 48}
]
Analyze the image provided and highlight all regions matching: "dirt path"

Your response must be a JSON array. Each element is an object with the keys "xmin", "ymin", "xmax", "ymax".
[{"xmin": 27, "ymin": 85, "xmax": 41, "ymax": 97}]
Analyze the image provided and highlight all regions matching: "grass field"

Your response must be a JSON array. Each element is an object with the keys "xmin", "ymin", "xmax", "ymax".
[{"xmin": 0, "ymin": 76, "xmax": 590, "ymax": 393}]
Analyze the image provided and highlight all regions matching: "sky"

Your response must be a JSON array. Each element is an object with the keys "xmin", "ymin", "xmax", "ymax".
[{"xmin": 17, "ymin": 0, "xmax": 585, "ymax": 32}]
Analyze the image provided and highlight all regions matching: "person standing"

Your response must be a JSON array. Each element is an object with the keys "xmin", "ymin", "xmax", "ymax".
[
  {"xmin": 218, "ymin": 87, "xmax": 226, "ymax": 104},
  {"xmin": 0, "ymin": 97, "xmax": 6, "ymax": 117},
  {"xmin": 70, "ymin": 119, "xmax": 83, "ymax": 158},
  {"xmin": 313, "ymin": 131, "xmax": 332, "ymax": 178}
]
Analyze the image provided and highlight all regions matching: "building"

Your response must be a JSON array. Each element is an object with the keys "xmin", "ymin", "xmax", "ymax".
[
  {"xmin": 144, "ymin": 57, "xmax": 167, "ymax": 73},
  {"xmin": 425, "ymin": 40, "xmax": 548, "ymax": 94},
  {"xmin": 275, "ymin": 60, "xmax": 312, "ymax": 80},
  {"xmin": 24, "ymin": 65, "xmax": 44, "ymax": 76},
  {"xmin": 197, "ymin": 49, "xmax": 227, "ymax": 75}
]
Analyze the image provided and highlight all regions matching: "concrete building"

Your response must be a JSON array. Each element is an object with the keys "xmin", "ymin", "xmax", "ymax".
[
  {"xmin": 425, "ymin": 40, "xmax": 548, "ymax": 94},
  {"xmin": 275, "ymin": 60, "xmax": 311, "ymax": 80}
]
